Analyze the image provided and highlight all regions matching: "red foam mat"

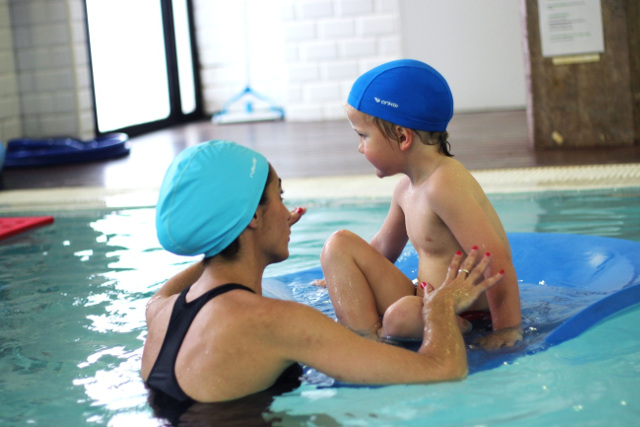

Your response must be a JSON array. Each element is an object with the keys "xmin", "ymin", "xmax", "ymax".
[{"xmin": 0, "ymin": 216, "xmax": 54, "ymax": 241}]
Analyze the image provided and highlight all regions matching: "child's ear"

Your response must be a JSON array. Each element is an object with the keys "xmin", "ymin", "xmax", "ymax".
[{"xmin": 396, "ymin": 127, "xmax": 413, "ymax": 151}]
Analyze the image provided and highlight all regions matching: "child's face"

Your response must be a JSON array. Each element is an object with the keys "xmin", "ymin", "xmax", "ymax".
[{"xmin": 347, "ymin": 107, "xmax": 398, "ymax": 178}]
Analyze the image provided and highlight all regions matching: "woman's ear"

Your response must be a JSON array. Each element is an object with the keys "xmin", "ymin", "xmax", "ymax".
[{"xmin": 247, "ymin": 214, "xmax": 259, "ymax": 229}]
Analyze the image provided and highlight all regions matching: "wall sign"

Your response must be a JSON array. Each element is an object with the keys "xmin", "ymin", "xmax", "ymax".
[{"xmin": 538, "ymin": 0, "xmax": 605, "ymax": 58}]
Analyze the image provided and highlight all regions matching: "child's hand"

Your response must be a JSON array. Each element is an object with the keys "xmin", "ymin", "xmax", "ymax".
[
  {"xmin": 288, "ymin": 207, "xmax": 306, "ymax": 226},
  {"xmin": 474, "ymin": 325, "xmax": 522, "ymax": 350}
]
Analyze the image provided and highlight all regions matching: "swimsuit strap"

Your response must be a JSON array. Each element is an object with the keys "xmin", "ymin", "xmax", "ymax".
[{"xmin": 146, "ymin": 283, "xmax": 255, "ymax": 402}]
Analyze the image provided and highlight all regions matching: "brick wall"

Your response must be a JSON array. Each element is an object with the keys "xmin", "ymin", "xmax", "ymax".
[
  {"xmin": 3, "ymin": 0, "xmax": 93, "ymax": 143},
  {"xmin": 194, "ymin": 0, "xmax": 403, "ymax": 122},
  {"xmin": 1, "ymin": 0, "xmax": 404, "ymax": 143},
  {"xmin": 0, "ymin": 0, "xmax": 21, "ymax": 142},
  {"xmin": 280, "ymin": 0, "xmax": 402, "ymax": 121}
]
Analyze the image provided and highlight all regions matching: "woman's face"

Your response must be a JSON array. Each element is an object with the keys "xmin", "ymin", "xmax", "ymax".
[{"xmin": 257, "ymin": 167, "xmax": 291, "ymax": 264}]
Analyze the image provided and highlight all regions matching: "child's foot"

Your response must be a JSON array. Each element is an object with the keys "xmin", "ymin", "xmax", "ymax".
[
  {"xmin": 457, "ymin": 316, "xmax": 472, "ymax": 334},
  {"xmin": 311, "ymin": 278, "xmax": 326, "ymax": 287}
]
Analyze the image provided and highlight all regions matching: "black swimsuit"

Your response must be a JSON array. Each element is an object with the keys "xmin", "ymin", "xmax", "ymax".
[{"xmin": 145, "ymin": 283, "xmax": 302, "ymax": 403}]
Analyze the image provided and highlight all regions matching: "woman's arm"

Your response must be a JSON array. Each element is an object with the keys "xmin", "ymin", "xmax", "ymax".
[{"xmin": 273, "ymin": 250, "xmax": 503, "ymax": 385}]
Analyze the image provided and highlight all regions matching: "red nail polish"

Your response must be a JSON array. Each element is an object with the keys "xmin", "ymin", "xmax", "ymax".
[
  {"xmin": 485, "ymin": 252, "xmax": 491, "ymax": 257},
  {"xmin": 420, "ymin": 281, "xmax": 427, "ymax": 290},
  {"xmin": 296, "ymin": 207, "xmax": 303, "ymax": 214},
  {"xmin": 455, "ymin": 250, "xmax": 462, "ymax": 256},
  {"xmin": 499, "ymin": 269, "xmax": 505, "ymax": 274},
  {"xmin": 472, "ymin": 245, "xmax": 479, "ymax": 250}
]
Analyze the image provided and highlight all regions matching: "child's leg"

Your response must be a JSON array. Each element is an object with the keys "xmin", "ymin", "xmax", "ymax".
[
  {"xmin": 381, "ymin": 296, "xmax": 424, "ymax": 339},
  {"xmin": 320, "ymin": 230, "xmax": 415, "ymax": 338},
  {"xmin": 383, "ymin": 296, "xmax": 473, "ymax": 339}
]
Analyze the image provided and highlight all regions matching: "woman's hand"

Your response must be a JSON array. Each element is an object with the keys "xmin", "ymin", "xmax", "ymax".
[
  {"xmin": 288, "ymin": 206, "xmax": 327, "ymax": 287},
  {"xmin": 288, "ymin": 207, "xmax": 306, "ymax": 227},
  {"xmin": 422, "ymin": 248, "xmax": 504, "ymax": 315}
]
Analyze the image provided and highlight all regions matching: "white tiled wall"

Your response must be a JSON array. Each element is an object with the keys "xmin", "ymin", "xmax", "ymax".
[
  {"xmin": 0, "ymin": 0, "xmax": 402, "ymax": 142},
  {"xmin": 3, "ymin": 0, "xmax": 93, "ymax": 143},
  {"xmin": 0, "ymin": 0, "xmax": 21, "ymax": 142},
  {"xmin": 194, "ymin": 0, "xmax": 403, "ymax": 122},
  {"xmin": 279, "ymin": 0, "xmax": 402, "ymax": 121}
]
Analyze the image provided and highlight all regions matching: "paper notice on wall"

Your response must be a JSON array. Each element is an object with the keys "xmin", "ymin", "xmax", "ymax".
[{"xmin": 538, "ymin": 0, "xmax": 605, "ymax": 57}]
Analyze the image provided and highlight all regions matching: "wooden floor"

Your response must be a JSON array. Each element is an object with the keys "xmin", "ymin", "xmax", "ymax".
[{"xmin": 1, "ymin": 110, "xmax": 639, "ymax": 191}]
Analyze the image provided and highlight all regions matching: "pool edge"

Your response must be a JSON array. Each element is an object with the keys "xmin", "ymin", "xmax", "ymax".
[{"xmin": 1, "ymin": 163, "xmax": 639, "ymax": 213}]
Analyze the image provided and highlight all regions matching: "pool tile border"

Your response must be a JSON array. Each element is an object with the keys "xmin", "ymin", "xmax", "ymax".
[{"xmin": 0, "ymin": 164, "xmax": 638, "ymax": 213}]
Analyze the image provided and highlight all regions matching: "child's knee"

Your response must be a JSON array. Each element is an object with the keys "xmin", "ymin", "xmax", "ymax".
[
  {"xmin": 381, "ymin": 296, "xmax": 424, "ymax": 339},
  {"xmin": 321, "ymin": 230, "xmax": 359, "ymax": 264}
]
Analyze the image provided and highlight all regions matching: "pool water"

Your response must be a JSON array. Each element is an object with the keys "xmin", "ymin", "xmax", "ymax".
[{"xmin": 0, "ymin": 188, "xmax": 639, "ymax": 426}]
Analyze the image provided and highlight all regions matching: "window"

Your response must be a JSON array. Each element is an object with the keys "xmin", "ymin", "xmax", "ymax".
[{"xmin": 85, "ymin": 0, "xmax": 202, "ymax": 136}]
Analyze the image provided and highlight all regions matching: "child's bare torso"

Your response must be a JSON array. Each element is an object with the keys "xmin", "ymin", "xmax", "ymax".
[{"xmin": 394, "ymin": 159, "xmax": 509, "ymax": 310}]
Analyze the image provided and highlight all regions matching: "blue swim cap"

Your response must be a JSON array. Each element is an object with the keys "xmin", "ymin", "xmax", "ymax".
[
  {"xmin": 347, "ymin": 59, "xmax": 453, "ymax": 132},
  {"xmin": 156, "ymin": 140, "xmax": 269, "ymax": 258}
]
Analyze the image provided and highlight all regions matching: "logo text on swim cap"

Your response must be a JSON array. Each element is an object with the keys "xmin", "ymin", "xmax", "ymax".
[
  {"xmin": 373, "ymin": 97, "xmax": 399, "ymax": 108},
  {"xmin": 250, "ymin": 157, "xmax": 257, "ymax": 178}
]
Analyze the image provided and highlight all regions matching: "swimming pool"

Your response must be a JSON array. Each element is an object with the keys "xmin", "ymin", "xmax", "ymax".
[{"xmin": 1, "ymin": 186, "xmax": 639, "ymax": 426}]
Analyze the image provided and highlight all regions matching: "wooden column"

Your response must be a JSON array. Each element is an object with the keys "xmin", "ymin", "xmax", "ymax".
[
  {"xmin": 522, "ymin": 0, "xmax": 639, "ymax": 149},
  {"xmin": 629, "ymin": 1, "xmax": 640, "ymax": 146}
]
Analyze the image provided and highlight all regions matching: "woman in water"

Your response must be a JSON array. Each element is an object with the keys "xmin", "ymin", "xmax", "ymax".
[{"xmin": 141, "ymin": 140, "xmax": 504, "ymax": 406}]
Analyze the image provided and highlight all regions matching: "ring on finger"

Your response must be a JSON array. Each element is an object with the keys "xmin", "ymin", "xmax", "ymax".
[{"xmin": 458, "ymin": 268, "xmax": 470, "ymax": 275}]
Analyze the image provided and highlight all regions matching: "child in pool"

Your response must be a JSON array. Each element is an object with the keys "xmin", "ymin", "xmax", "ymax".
[{"xmin": 320, "ymin": 59, "xmax": 522, "ymax": 350}]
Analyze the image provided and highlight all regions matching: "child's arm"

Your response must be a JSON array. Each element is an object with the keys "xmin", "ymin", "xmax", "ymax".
[
  {"xmin": 428, "ymin": 173, "xmax": 522, "ymax": 348},
  {"xmin": 370, "ymin": 181, "xmax": 409, "ymax": 262},
  {"xmin": 474, "ymin": 257, "xmax": 522, "ymax": 349}
]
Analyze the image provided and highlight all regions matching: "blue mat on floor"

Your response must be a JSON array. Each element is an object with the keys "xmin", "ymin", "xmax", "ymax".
[{"xmin": 4, "ymin": 133, "xmax": 130, "ymax": 167}]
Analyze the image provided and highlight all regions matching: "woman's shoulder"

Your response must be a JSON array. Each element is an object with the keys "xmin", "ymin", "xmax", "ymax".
[
  {"xmin": 253, "ymin": 296, "xmax": 335, "ymax": 333},
  {"xmin": 216, "ymin": 293, "xmax": 311, "ymax": 328},
  {"xmin": 145, "ymin": 292, "xmax": 180, "ymax": 326}
]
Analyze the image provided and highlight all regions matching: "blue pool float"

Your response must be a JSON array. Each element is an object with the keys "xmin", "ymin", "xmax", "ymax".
[
  {"xmin": 264, "ymin": 232, "xmax": 640, "ymax": 378},
  {"xmin": 3, "ymin": 133, "xmax": 130, "ymax": 167}
]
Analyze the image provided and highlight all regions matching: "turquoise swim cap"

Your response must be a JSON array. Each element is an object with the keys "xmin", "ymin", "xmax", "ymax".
[
  {"xmin": 348, "ymin": 59, "xmax": 453, "ymax": 132},
  {"xmin": 155, "ymin": 140, "xmax": 269, "ymax": 258}
]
